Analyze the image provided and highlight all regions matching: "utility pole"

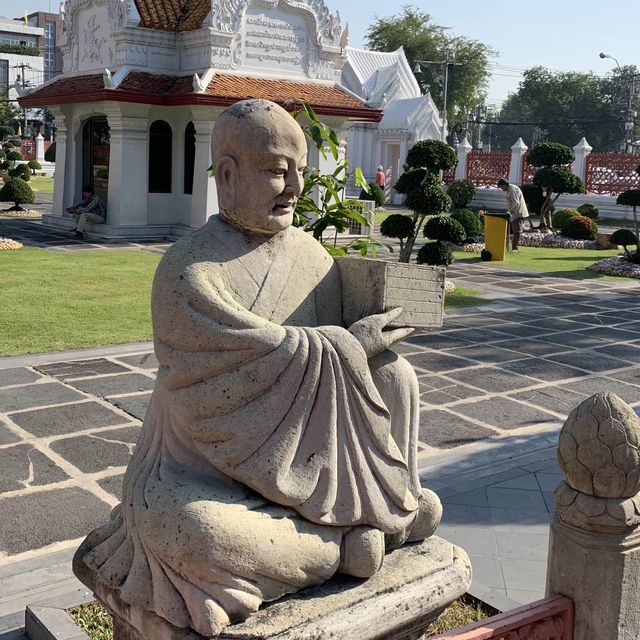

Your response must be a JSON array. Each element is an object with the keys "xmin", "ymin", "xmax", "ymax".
[
  {"xmin": 13, "ymin": 62, "xmax": 32, "ymax": 136},
  {"xmin": 624, "ymin": 75, "xmax": 638, "ymax": 154}
]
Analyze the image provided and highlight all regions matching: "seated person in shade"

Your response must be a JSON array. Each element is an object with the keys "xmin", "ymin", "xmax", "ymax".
[{"xmin": 66, "ymin": 185, "xmax": 106, "ymax": 236}]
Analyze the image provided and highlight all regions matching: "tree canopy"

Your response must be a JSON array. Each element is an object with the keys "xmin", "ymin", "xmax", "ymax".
[
  {"xmin": 491, "ymin": 66, "xmax": 640, "ymax": 151},
  {"xmin": 365, "ymin": 6, "xmax": 494, "ymax": 125}
]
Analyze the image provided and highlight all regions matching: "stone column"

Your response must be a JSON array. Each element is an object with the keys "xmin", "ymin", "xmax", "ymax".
[
  {"xmin": 106, "ymin": 106, "xmax": 150, "ymax": 228},
  {"xmin": 572, "ymin": 137, "xmax": 592, "ymax": 182},
  {"xmin": 547, "ymin": 392, "xmax": 640, "ymax": 640},
  {"xmin": 189, "ymin": 117, "xmax": 217, "ymax": 229},
  {"xmin": 509, "ymin": 137, "xmax": 528, "ymax": 184},
  {"xmin": 48, "ymin": 107, "xmax": 69, "ymax": 217},
  {"xmin": 35, "ymin": 133, "xmax": 45, "ymax": 164},
  {"xmin": 454, "ymin": 136, "xmax": 472, "ymax": 180}
]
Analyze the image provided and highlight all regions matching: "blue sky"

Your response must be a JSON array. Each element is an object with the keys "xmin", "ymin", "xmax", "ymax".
[{"xmin": 13, "ymin": 0, "xmax": 640, "ymax": 106}]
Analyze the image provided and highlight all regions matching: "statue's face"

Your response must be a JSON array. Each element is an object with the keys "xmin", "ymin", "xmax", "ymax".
[{"xmin": 220, "ymin": 116, "xmax": 308, "ymax": 236}]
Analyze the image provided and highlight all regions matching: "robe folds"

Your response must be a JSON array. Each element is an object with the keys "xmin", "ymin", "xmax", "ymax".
[{"xmin": 78, "ymin": 216, "xmax": 422, "ymax": 636}]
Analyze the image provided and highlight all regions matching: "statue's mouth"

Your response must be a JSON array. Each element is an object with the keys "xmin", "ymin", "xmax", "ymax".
[{"xmin": 273, "ymin": 201, "xmax": 296, "ymax": 215}]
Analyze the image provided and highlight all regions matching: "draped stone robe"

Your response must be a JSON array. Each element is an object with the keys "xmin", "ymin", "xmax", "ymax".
[{"xmin": 76, "ymin": 215, "xmax": 422, "ymax": 637}]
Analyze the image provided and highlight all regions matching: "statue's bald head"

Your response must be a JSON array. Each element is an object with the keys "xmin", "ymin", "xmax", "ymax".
[{"xmin": 212, "ymin": 99, "xmax": 308, "ymax": 235}]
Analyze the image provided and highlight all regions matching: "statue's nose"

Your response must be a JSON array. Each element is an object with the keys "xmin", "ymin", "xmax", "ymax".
[{"xmin": 285, "ymin": 170, "xmax": 304, "ymax": 197}]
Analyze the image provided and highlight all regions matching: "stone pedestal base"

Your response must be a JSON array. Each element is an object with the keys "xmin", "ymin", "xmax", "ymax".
[{"xmin": 101, "ymin": 537, "xmax": 471, "ymax": 640}]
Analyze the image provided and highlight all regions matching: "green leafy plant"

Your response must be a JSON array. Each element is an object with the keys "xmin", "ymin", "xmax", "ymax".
[
  {"xmin": 447, "ymin": 179, "xmax": 477, "ymax": 209},
  {"xmin": 0, "ymin": 44, "xmax": 39, "ymax": 56},
  {"xmin": 577, "ymin": 202, "xmax": 599, "ymax": 220},
  {"xmin": 424, "ymin": 215, "xmax": 466, "ymax": 244},
  {"xmin": 610, "ymin": 228, "xmax": 639, "ymax": 262},
  {"xmin": 450, "ymin": 209, "xmax": 482, "ymax": 239},
  {"xmin": 395, "ymin": 141, "xmax": 456, "ymax": 262},
  {"xmin": 520, "ymin": 183, "xmax": 545, "ymax": 215},
  {"xmin": 27, "ymin": 160, "xmax": 42, "ymax": 175},
  {"xmin": 380, "ymin": 214, "xmax": 415, "ymax": 254},
  {"xmin": 560, "ymin": 215, "xmax": 597, "ymax": 240},
  {"xmin": 5, "ymin": 150, "xmax": 21, "ymax": 164},
  {"xmin": 416, "ymin": 241, "xmax": 453, "ymax": 265},
  {"xmin": 9, "ymin": 163, "xmax": 31, "ymax": 181},
  {"xmin": 359, "ymin": 182, "xmax": 385, "ymax": 207},
  {"xmin": 44, "ymin": 141, "xmax": 56, "ymax": 162},
  {"xmin": 552, "ymin": 208, "xmax": 579, "ymax": 230},
  {"xmin": 0, "ymin": 177, "xmax": 35, "ymax": 211},
  {"xmin": 529, "ymin": 142, "xmax": 584, "ymax": 228}
]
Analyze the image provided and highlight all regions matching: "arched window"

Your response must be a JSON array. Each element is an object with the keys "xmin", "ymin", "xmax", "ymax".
[
  {"xmin": 148, "ymin": 120, "xmax": 172, "ymax": 193},
  {"xmin": 184, "ymin": 121, "xmax": 196, "ymax": 194}
]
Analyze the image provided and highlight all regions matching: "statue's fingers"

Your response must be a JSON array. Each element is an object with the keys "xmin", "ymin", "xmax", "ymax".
[
  {"xmin": 379, "ymin": 307, "xmax": 403, "ymax": 325},
  {"xmin": 383, "ymin": 327, "xmax": 415, "ymax": 346}
]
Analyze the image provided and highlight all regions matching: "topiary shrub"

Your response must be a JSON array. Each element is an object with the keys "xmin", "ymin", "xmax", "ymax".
[
  {"xmin": 552, "ymin": 208, "xmax": 580, "ymax": 230},
  {"xmin": 450, "ymin": 209, "xmax": 482, "ymax": 239},
  {"xmin": 423, "ymin": 215, "xmax": 466, "ymax": 244},
  {"xmin": 527, "ymin": 142, "xmax": 575, "ymax": 167},
  {"xmin": 520, "ymin": 183, "xmax": 545, "ymax": 215},
  {"xmin": 561, "ymin": 215, "xmax": 597, "ymax": 240},
  {"xmin": 394, "ymin": 168, "xmax": 428, "ymax": 195},
  {"xmin": 404, "ymin": 176, "xmax": 452, "ymax": 217},
  {"xmin": 359, "ymin": 182, "xmax": 385, "ymax": 207},
  {"xmin": 0, "ymin": 177, "xmax": 35, "ymax": 211},
  {"xmin": 610, "ymin": 228, "xmax": 639, "ymax": 262},
  {"xmin": 44, "ymin": 141, "xmax": 56, "ymax": 162},
  {"xmin": 447, "ymin": 179, "xmax": 476, "ymax": 209},
  {"xmin": 416, "ymin": 241, "xmax": 453, "ymax": 266},
  {"xmin": 9, "ymin": 164, "xmax": 31, "ymax": 181},
  {"xmin": 406, "ymin": 140, "xmax": 457, "ymax": 172},
  {"xmin": 5, "ymin": 150, "xmax": 21, "ymax": 163},
  {"xmin": 577, "ymin": 203, "xmax": 599, "ymax": 220},
  {"xmin": 3, "ymin": 139, "xmax": 20, "ymax": 149},
  {"xmin": 380, "ymin": 214, "xmax": 415, "ymax": 253},
  {"xmin": 27, "ymin": 160, "xmax": 42, "ymax": 175}
]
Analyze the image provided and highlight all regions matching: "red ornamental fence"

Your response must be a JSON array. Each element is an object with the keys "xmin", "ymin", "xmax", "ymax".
[
  {"xmin": 443, "ymin": 165, "xmax": 456, "ymax": 185},
  {"xmin": 466, "ymin": 151, "xmax": 511, "ymax": 188},
  {"xmin": 585, "ymin": 152, "xmax": 640, "ymax": 195},
  {"xmin": 20, "ymin": 139, "xmax": 36, "ymax": 161},
  {"xmin": 432, "ymin": 595, "xmax": 574, "ymax": 640}
]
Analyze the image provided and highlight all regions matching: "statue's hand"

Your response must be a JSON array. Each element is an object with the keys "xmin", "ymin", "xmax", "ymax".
[{"xmin": 348, "ymin": 307, "xmax": 415, "ymax": 358}]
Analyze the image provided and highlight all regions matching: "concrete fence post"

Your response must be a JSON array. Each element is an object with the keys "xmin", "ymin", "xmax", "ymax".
[
  {"xmin": 454, "ymin": 136, "xmax": 472, "ymax": 180},
  {"xmin": 572, "ymin": 137, "xmax": 592, "ymax": 183},
  {"xmin": 509, "ymin": 138, "xmax": 528, "ymax": 184},
  {"xmin": 547, "ymin": 391, "xmax": 640, "ymax": 640},
  {"xmin": 35, "ymin": 133, "xmax": 45, "ymax": 164}
]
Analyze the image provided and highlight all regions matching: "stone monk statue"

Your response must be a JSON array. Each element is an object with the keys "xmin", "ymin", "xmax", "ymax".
[{"xmin": 74, "ymin": 99, "xmax": 442, "ymax": 639}]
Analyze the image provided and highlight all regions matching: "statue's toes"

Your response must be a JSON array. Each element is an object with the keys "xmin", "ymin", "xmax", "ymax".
[
  {"xmin": 338, "ymin": 526, "xmax": 384, "ymax": 578},
  {"xmin": 407, "ymin": 488, "xmax": 442, "ymax": 542}
]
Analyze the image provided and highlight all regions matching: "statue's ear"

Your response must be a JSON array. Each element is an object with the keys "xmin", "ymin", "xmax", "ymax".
[{"xmin": 215, "ymin": 155, "xmax": 238, "ymax": 212}]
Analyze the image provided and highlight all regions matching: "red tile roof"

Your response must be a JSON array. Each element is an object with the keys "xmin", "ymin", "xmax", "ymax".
[
  {"xmin": 134, "ymin": 0, "xmax": 210, "ymax": 31},
  {"xmin": 19, "ymin": 72, "xmax": 382, "ymax": 122}
]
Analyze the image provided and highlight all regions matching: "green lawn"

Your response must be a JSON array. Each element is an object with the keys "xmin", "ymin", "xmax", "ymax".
[
  {"xmin": 29, "ymin": 174, "xmax": 55, "ymax": 193},
  {"xmin": 445, "ymin": 285, "xmax": 489, "ymax": 309},
  {"xmin": 453, "ymin": 246, "xmax": 625, "ymax": 280},
  {"xmin": 0, "ymin": 248, "xmax": 160, "ymax": 355}
]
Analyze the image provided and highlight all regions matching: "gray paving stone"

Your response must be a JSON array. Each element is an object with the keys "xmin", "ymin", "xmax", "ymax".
[
  {"xmin": 453, "ymin": 396, "xmax": 559, "ymax": 431},
  {"xmin": 9, "ymin": 401, "xmax": 129, "ymax": 438},
  {"xmin": 495, "ymin": 531, "xmax": 549, "ymax": 562},
  {"xmin": 542, "ymin": 331, "xmax": 608, "ymax": 349},
  {"xmin": 0, "ymin": 487, "xmax": 111, "ymax": 556},
  {"xmin": 420, "ymin": 385, "xmax": 481, "ymax": 405},
  {"xmin": 446, "ymin": 367, "xmax": 538, "ymax": 393},
  {"xmin": 66, "ymin": 373, "xmax": 155, "ymax": 397},
  {"xmin": 499, "ymin": 357, "xmax": 588, "ymax": 382},
  {"xmin": 487, "ymin": 323, "xmax": 548, "ymax": 339},
  {"xmin": 593, "ymin": 343, "xmax": 640, "ymax": 364},
  {"xmin": 560, "ymin": 376, "xmax": 640, "ymax": 405},
  {"xmin": 501, "ymin": 558, "xmax": 547, "ymax": 592},
  {"xmin": 441, "ymin": 487, "xmax": 489, "ymax": 508},
  {"xmin": 0, "ymin": 445, "xmax": 69, "ymax": 493},
  {"xmin": 49, "ymin": 425, "xmax": 141, "ymax": 473},
  {"xmin": 0, "ymin": 420, "xmax": 21, "ymax": 445},
  {"xmin": 467, "ymin": 555, "xmax": 506, "ymax": 590},
  {"xmin": 486, "ymin": 487, "xmax": 549, "ymax": 512},
  {"xmin": 603, "ymin": 369, "xmax": 640, "ymax": 392},
  {"xmin": 447, "ymin": 344, "xmax": 525, "ymax": 364},
  {"xmin": 35, "ymin": 358, "xmax": 129, "ymax": 380},
  {"xmin": 436, "ymin": 523, "xmax": 499, "ymax": 558},
  {"xmin": 404, "ymin": 333, "xmax": 468, "ymax": 350},
  {"xmin": 0, "ymin": 383, "xmax": 84, "ymax": 413},
  {"xmin": 569, "ymin": 314, "xmax": 610, "ymax": 325},
  {"xmin": 491, "ymin": 474, "xmax": 540, "ymax": 491},
  {"xmin": 535, "ymin": 472, "xmax": 563, "ymax": 492},
  {"xmin": 509, "ymin": 386, "xmax": 587, "ymax": 416},
  {"xmin": 114, "ymin": 352, "xmax": 158, "ymax": 370},
  {"xmin": 419, "ymin": 409, "xmax": 497, "ymax": 448},
  {"xmin": 489, "ymin": 508, "xmax": 552, "ymax": 533},
  {"xmin": 492, "ymin": 338, "xmax": 571, "ymax": 357},
  {"xmin": 440, "ymin": 327, "xmax": 513, "ymax": 343},
  {"xmin": 576, "ymin": 326, "xmax": 639, "ymax": 342},
  {"xmin": 109, "ymin": 393, "xmax": 151, "ymax": 421},
  {"xmin": 439, "ymin": 504, "xmax": 493, "ymax": 526},
  {"xmin": 98, "ymin": 473, "xmax": 124, "ymax": 500},
  {"xmin": 547, "ymin": 351, "xmax": 629, "ymax": 373},
  {"xmin": 405, "ymin": 352, "xmax": 477, "ymax": 374},
  {"xmin": 520, "ymin": 317, "xmax": 590, "ymax": 331},
  {"xmin": 505, "ymin": 588, "xmax": 545, "ymax": 606},
  {"xmin": 0, "ymin": 368, "xmax": 42, "ymax": 388}
]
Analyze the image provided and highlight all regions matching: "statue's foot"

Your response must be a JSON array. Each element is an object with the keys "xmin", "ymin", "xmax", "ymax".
[
  {"xmin": 338, "ymin": 526, "xmax": 384, "ymax": 578},
  {"xmin": 407, "ymin": 488, "xmax": 442, "ymax": 542}
]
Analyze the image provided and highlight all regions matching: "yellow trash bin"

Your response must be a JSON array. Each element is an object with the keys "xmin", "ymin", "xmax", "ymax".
[{"xmin": 482, "ymin": 212, "xmax": 511, "ymax": 261}]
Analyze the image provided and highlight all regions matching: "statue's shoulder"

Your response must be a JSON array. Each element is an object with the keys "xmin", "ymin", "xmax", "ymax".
[{"xmin": 286, "ymin": 226, "xmax": 335, "ymax": 267}]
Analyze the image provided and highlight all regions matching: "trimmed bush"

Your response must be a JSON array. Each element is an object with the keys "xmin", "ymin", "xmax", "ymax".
[
  {"xmin": 552, "ymin": 208, "xmax": 579, "ymax": 230},
  {"xmin": 576, "ymin": 203, "xmax": 599, "ymax": 220},
  {"xmin": 423, "ymin": 215, "xmax": 466, "ymax": 244},
  {"xmin": 3, "ymin": 139, "xmax": 20, "ymax": 149},
  {"xmin": 380, "ymin": 214, "xmax": 415, "ymax": 240},
  {"xmin": 561, "ymin": 215, "xmax": 597, "ymax": 240},
  {"xmin": 359, "ymin": 182, "xmax": 385, "ymax": 207},
  {"xmin": 405, "ymin": 180, "xmax": 452, "ymax": 217},
  {"xmin": 6, "ymin": 150, "xmax": 21, "ymax": 163},
  {"xmin": 394, "ymin": 168, "xmax": 428, "ymax": 194},
  {"xmin": 9, "ymin": 164, "xmax": 31, "ymax": 181},
  {"xmin": 447, "ymin": 179, "xmax": 476, "ymax": 209},
  {"xmin": 480, "ymin": 249, "xmax": 492, "ymax": 261},
  {"xmin": 44, "ymin": 141, "xmax": 56, "ymax": 162},
  {"xmin": 406, "ymin": 140, "xmax": 457, "ymax": 172},
  {"xmin": 520, "ymin": 183, "xmax": 545, "ymax": 215},
  {"xmin": 527, "ymin": 142, "xmax": 575, "ymax": 167},
  {"xmin": 417, "ymin": 241, "xmax": 454, "ymax": 266},
  {"xmin": 27, "ymin": 160, "xmax": 42, "ymax": 174},
  {"xmin": 450, "ymin": 209, "xmax": 482, "ymax": 239},
  {"xmin": 0, "ymin": 177, "xmax": 35, "ymax": 210},
  {"xmin": 610, "ymin": 228, "xmax": 638, "ymax": 248}
]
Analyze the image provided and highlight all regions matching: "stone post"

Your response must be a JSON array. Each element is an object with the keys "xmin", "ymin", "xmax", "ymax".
[
  {"xmin": 547, "ymin": 392, "xmax": 640, "ymax": 640},
  {"xmin": 189, "ymin": 116, "xmax": 217, "ymax": 229},
  {"xmin": 454, "ymin": 136, "xmax": 472, "ymax": 180},
  {"xmin": 508, "ymin": 137, "xmax": 528, "ymax": 184},
  {"xmin": 572, "ymin": 137, "xmax": 592, "ymax": 183},
  {"xmin": 48, "ymin": 106, "xmax": 69, "ymax": 217},
  {"xmin": 35, "ymin": 133, "xmax": 45, "ymax": 164}
]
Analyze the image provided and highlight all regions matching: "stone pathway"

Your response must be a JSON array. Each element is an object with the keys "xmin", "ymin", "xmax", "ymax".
[{"xmin": 1, "ymin": 255, "xmax": 639, "ymax": 634}]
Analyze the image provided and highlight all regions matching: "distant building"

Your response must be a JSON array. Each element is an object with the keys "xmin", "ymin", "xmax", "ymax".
[
  {"xmin": 27, "ymin": 12, "xmax": 63, "ymax": 82},
  {"xmin": 0, "ymin": 16, "xmax": 44, "ymax": 100}
]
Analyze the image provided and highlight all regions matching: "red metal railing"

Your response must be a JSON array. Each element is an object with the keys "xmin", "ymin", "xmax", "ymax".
[
  {"xmin": 20, "ymin": 139, "xmax": 36, "ymax": 161},
  {"xmin": 585, "ymin": 152, "xmax": 640, "ymax": 195},
  {"xmin": 467, "ymin": 151, "xmax": 511, "ymax": 188},
  {"xmin": 443, "ymin": 165, "xmax": 456, "ymax": 185},
  {"xmin": 432, "ymin": 595, "xmax": 574, "ymax": 640},
  {"xmin": 521, "ymin": 154, "xmax": 573, "ymax": 185}
]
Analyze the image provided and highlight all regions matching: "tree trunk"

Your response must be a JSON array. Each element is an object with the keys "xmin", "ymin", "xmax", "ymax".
[
  {"xmin": 633, "ymin": 206, "xmax": 639, "ymax": 263},
  {"xmin": 398, "ymin": 213, "xmax": 421, "ymax": 263}
]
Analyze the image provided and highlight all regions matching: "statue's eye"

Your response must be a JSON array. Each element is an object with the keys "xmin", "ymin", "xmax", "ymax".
[{"xmin": 270, "ymin": 168, "xmax": 286, "ymax": 175}]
